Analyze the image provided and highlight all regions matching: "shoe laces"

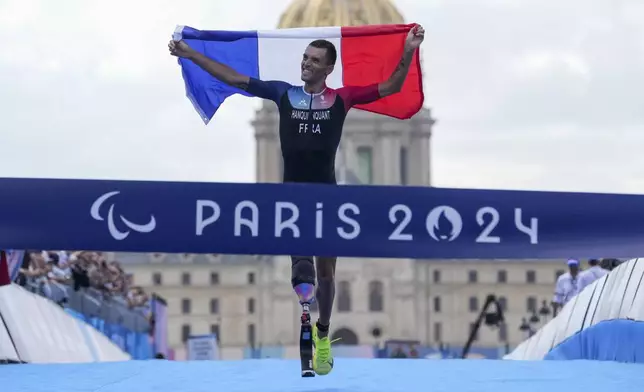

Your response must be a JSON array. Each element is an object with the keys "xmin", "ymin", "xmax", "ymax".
[{"xmin": 316, "ymin": 336, "xmax": 342, "ymax": 361}]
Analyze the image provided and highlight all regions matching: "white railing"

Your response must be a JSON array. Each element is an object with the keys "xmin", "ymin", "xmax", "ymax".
[
  {"xmin": 505, "ymin": 258, "xmax": 643, "ymax": 360},
  {"xmin": 0, "ymin": 284, "xmax": 131, "ymax": 363}
]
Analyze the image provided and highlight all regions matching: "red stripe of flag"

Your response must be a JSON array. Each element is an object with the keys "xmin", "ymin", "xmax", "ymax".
[{"xmin": 340, "ymin": 24, "xmax": 424, "ymax": 119}]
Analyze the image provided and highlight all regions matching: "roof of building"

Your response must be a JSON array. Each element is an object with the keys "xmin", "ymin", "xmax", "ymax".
[{"xmin": 277, "ymin": 0, "xmax": 404, "ymax": 29}]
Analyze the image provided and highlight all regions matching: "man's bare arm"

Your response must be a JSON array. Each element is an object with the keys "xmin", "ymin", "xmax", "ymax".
[
  {"xmin": 169, "ymin": 40, "xmax": 250, "ymax": 90},
  {"xmin": 377, "ymin": 25, "xmax": 424, "ymax": 98},
  {"xmin": 378, "ymin": 50, "xmax": 415, "ymax": 98},
  {"xmin": 188, "ymin": 51, "xmax": 250, "ymax": 90}
]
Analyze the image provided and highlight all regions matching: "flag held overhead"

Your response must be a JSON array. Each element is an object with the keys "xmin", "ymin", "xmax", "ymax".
[{"xmin": 173, "ymin": 24, "xmax": 424, "ymax": 124}]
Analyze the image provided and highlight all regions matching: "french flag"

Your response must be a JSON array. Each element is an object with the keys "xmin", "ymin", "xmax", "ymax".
[{"xmin": 173, "ymin": 24, "xmax": 424, "ymax": 124}]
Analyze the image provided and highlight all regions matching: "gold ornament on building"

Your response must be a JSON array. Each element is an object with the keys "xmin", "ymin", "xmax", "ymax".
[{"xmin": 277, "ymin": 0, "xmax": 404, "ymax": 29}]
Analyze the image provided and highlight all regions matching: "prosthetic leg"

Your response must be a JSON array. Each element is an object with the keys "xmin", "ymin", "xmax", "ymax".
[{"xmin": 291, "ymin": 256, "xmax": 316, "ymax": 377}]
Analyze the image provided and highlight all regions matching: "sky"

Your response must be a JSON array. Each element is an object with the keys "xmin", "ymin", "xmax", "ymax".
[{"xmin": 0, "ymin": 0, "xmax": 642, "ymax": 194}]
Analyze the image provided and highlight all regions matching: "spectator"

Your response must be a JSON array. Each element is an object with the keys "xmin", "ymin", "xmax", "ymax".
[
  {"xmin": 127, "ymin": 285, "xmax": 151, "ymax": 318},
  {"xmin": 17, "ymin": 249, "xmax": 152, "ymax": 323},
  {"xmin": 103, "ymin": 262, "xmax": 125, "ymax": 295},
  {"xmin": 577, "ymin": 258, "xmax": 609, "ymax": 293},
  {"xmin": 552, "ymin": 258, "xmax": 581, "ymax": 316},
  {"xmin": 19, "ymin": 251, "xmax": 48, "ymax": 289},
  {"xmin": 70, "ymin": 251, "xmax": 92, "ymax": 291},
  {"xmin": 46, "ymin": 252, "xmax": 72, "ymax": 285}
]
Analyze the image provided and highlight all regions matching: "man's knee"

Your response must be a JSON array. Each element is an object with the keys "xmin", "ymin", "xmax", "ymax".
[
  {"xmin": 316, "ymin": 256, "xmax": 336, "ymax": 280},
  {"xmin": 291, "ymin": 256, "xmax": 315, "ymax": 287}
]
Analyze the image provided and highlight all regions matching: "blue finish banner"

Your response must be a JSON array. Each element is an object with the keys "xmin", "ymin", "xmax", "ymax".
[{"xmin": 1, "ymin": 177, "xmax": 643, "ymax": 259}]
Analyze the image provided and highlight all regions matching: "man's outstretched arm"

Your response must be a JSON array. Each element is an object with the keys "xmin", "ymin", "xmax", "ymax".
[
  {"xmin": 169, "ymin": 40, "xmax": 250, "ymax": 90},
  {"xmin": 378, "ymin": 25, "xmax": 425, "ymax": 98},
  {"xmin": 169, "ymin": 40, "xmax": 291, "ymax": 103}
]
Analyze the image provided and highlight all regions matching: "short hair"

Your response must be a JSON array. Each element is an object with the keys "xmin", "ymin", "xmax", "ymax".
[{"xmin": 308, "ymin": 39, "xmax": 337, "ymax": 65}]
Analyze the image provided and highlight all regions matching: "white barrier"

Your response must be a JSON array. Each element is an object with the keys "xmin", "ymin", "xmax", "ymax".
[
  {"xmin": 0, "ymin": 284, "xmax": 131, "ymax": 363},
  {"xmin": 0, "ymin": 310, "xmax": 19, "ymax": 362},
  {"xmin": 504, "ymin": 258, "xmax": 643, "ymax": 360}
]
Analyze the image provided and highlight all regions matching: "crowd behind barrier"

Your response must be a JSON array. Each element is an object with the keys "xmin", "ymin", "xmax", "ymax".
[
  {"xmin": 8, "ymin": 250, "xmax": 164, "ymax": 360},
  {"xmin": 16, "ymin": 250, "xmax": 150, "ymax": 314},
  {"xmin": 504, "ymin": 257, "xmax": 644, "ymax": 363}
]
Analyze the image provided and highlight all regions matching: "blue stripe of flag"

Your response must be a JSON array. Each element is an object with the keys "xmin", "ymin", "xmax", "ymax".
[
  {"xmin": 175, "ymin": 26, "xmax": 260, "ymax": 124},
  {"xmin": 180, "ymin": 26, "xmax": 259, "ymax": 41}
]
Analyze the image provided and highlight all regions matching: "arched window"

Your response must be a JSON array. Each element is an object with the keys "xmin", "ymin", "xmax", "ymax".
[
  {"xmin": 331, "ymin": 327, "xmax": 359, "ymax": 345},
  {"xmin": 337, "ymin": 281, "xmax": 352, "ymax": 312},
  {"xmin": 368, "ymin": 281, "xmax": 384, "ymax": 312}
]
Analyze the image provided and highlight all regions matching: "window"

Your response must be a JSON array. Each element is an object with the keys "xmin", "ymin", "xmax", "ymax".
[
  {"xmin": 152, "ymin": 272, "xmax": 162, "ymax": 285},
  {"xmin": 368, "ymin": 281, "xmax": 384, "ymax": 312},
  {"xmin": 247, "ymin": 272, "xmax": 255, "ymax": 285},
  {"xmin": 181, "ymin": 324, "xmax": 191, "ymax": 342},
  {"xmin": 468, "ymin": 270, "xmax": 478, "ymax": 283},
  {"xmin": 211, "ymin": 324, "xmax": 220, "ymax": 342},
  {"xmin": 526, "ymin": 270, "xmax": 536, "ymax": 284},
  {"xmin": 497, "ymin": 296, "xmax": 507, "ymax": 311},
  {"xmin": 526, "ymin": 296, "xmax": 537, "ymax": 313},
  {"xmin": 248, "ymin": 324, "xmax": 256, "ymax": 348},
  {"xmin": 210, "ymin": 298, "xmax": 219, "ymax": 314},
  {"xmin": 433, "ymin": 322, "xmax": 442, "ymax": 342},
  {"xmin": 248, "ymin": 298, "xmax": 255, "ymax": 314},
  {"xmin": 210, "ymin": 272, "xmax": 219, "ymax": 285},
  {"xmin": 433, "ymin": 296, "xmax": 441, "ymax": 312},
  {"xmin": 182, "ymin": 272, "xmax": 191, "ymax": 285},
  {"xmin": 469, "ymin": 296, "xmax": 479, "ymax": 312},
  {"xmin": 400, "ymin": 146, "xmax": 408, "ymax": 185},
  {"xmin": 497, "ymin": 270, "xmax": 507, "ymax": 283},
  {"xmin": 433, "ymin": 270, "xmax": 441, "ymax": 283},
  {"xmin": 182, "ymin": 298, "xmax": 191, "ymax": 314},
  {"xmin": 356, "ymin": 146, "xmax": 373, "ymax": 184},
  {"xmin": 337, "ymin": 281, "xmax": 352, "ymax": 312}
]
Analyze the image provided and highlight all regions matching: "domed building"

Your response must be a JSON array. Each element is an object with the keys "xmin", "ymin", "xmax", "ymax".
[
  {"xmin": 276, "ymin": 0, "xmax": 405, "ymax": 28},
  {"xmin": 114, "ymin": 0, "xmax": 564, "ymax": 360}
]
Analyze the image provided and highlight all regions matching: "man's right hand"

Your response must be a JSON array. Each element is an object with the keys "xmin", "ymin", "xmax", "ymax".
[{"xmin": 168, "ymin": 40, "xmax": 195, "ymax": 59}]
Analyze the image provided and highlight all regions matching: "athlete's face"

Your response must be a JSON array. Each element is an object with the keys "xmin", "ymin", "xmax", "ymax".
[{"xmin": 301, "ymin": 46, "xmax": 334, "ymax": 83}]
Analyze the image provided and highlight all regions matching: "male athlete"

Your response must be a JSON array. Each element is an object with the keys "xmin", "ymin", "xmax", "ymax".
[{"xmin": 169, "ymin": 24, "xmax": 424, "ymax": 375}]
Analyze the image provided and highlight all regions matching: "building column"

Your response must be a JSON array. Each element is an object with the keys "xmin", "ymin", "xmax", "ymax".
[
  {"xmin": 252, "ymin": 104, "xmax": 280, "ymax": 183},
  {"xmin": 377, "ymin": 120, "xmax": 402, "ymax": 185}
]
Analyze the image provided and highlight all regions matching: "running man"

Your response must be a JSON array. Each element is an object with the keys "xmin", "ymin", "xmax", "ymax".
[{"xmin": 169, "ymin": 24, "xmax": 424, "ymax": 375}]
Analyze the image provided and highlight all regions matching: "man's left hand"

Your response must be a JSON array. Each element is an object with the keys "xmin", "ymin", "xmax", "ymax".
[{"xmin": 404, "ymin": 24, "xmax": 425, "ymax": 52}]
